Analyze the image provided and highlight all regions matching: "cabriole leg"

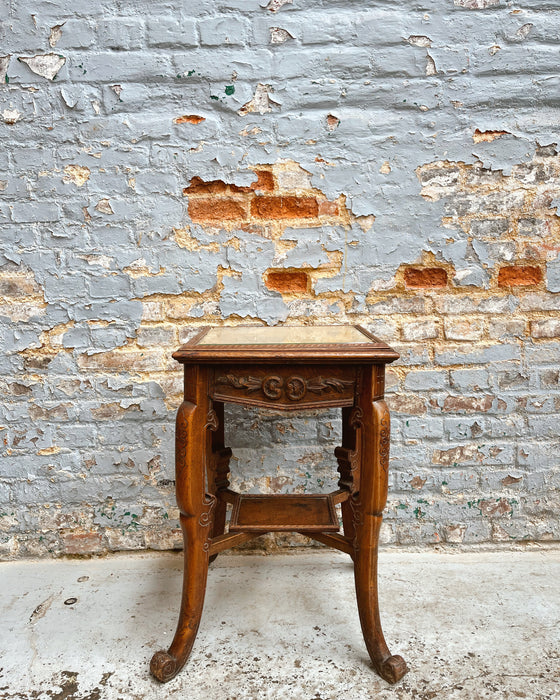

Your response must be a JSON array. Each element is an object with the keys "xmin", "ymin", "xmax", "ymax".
[
  {"xmin": 352, "ymin": 374, "xmax": 407, "ymax": 685},
  {"xmin": 150, "ymin": 368, "xmax": 215, "ymax": 683}
]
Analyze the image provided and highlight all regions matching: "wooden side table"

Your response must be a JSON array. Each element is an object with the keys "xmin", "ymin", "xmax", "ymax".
[{"xmin": 150, "ymin": 326, "xmax": 408, "ymax": 685}]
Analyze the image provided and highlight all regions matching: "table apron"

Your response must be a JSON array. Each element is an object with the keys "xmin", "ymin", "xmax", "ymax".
[{"xmin": 208, "ymin": 364, "xmax": 364, "ymax": 410}]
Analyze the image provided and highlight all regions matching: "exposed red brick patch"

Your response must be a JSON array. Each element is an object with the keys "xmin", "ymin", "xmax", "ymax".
[
  {"xmin": 265, "ymin": 269, "xmax": 310, "ymax": 293},
  {"xmin": 188, "ymin": 198, "xmax": 248, "ymax": 222},
  {"xmin": 473, "ymin": 129, "xmax": 510, "ymax": 143},
  {"xmin": 174, "ymin": 114, "xmax": 205, "ymax": 124},
  {"xmin": 184, "ymin": 171, "xmax": 273, "ymax": 197},
  {"xmin": 251, "ymin": 196, "xmax": 319, "ymax": 219},
  {"xmin": 318, "ymin": 199, "xmax": 339, "ymax": 216},
  {"xmin": 251, "ymin": 170, "xmax": 274, "ymax": 192},
  {"xmin": 404, "ymin": 267, "xmax": 448, "ymax": 288},
  {"xmin": 498, "ymin": 265, "xmax": 542, "ymax": 287},
  {"xmin": 184, "ymin": 177, "xmax": 229, "ymax": 196}
]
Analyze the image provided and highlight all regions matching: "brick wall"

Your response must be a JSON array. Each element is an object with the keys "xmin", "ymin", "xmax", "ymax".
[{"xmin": 1, "ymin": 0, "xmax": 559, "ymax": 558}]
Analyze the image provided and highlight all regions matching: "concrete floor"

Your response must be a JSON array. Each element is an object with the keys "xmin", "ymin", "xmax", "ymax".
[{"xmin": 0, "ymin": 549, "xmax": 559, "ymax": 700}]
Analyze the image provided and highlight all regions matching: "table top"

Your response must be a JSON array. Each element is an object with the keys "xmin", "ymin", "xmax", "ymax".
[{"xmin": 173, "ymin": 325, "xmax": 399, "ymax": 364}]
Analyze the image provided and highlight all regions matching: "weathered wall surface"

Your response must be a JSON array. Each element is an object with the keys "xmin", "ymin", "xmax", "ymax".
[{"xmin": 1, "ymin": 0, "xmax": 559, "ymax": 558}]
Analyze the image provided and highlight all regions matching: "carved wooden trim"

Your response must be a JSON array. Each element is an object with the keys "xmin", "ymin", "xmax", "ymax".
[
  {"xmin": 175, "ymin": 401, "xmax": 190, "ymax": 479},
  {"xmin": 204, "ymin": 408, "xmax": 219, "ymax": 431},
  {"xmin": 199, "ymin": 493, "xmax": 217, "ymax": 552},
  {"xmin": 349, "ymin": 406, "xmax": 363, "ymax": 430},
  {"xmin": 379, "ymin": 411, "xmax": 390, "ymax": 475},
  {"xmin": 215, "ymin": 374, "xmax": 262, "ymax": 392},
  {"xmin": 214, "ymin": 373, "xmax": 354, "ymax": 402},
  {"xmin": 335, "ymin": 446, "xmax": 360, "ymax": 495},
  {"xmin": 349, "ymin": 495, "xmax": 362, "ymax": 553}
]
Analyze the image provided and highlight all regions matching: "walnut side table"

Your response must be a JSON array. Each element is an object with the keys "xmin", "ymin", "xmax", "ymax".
[{"xmin": 150, "ymin": 325, "xmax": 408, "ymax": 685}]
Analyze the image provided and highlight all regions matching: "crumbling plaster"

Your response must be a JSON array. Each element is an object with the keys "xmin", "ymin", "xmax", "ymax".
[{"xmin": 1, "ymin": 0, "xmax": 559, "ymax": 556}]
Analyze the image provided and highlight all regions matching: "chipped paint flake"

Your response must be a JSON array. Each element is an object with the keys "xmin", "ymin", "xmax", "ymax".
[
  {"xmin": 473, "ymin": 129, "xmax": 510, "ymax": 143},
  {"xmin": 265, "ymin": 0, "xmax": 293, "ymax": 11},
  {"xmin": 270, "ymin": 27, "xmax": 294, "ymax": 44},
  {"xmin": 426, "ymin": 53, "xmax": 437, "ymax": 76},
  {"xmin": 18, "ymin": 53, "xmax": 66, "ymax": 80},
  {"xmin": 454, "ymin": 0, "xmax": 499, "ymax": 7},
  {"xmin": 49, "ymin": 24, "xmax": 65, "ymax": 48},
  {"xmin": 0, "ymin": 55, "xmax": 10, "ymax": 82},
  {"xmin": 408, "ymin": 35, "xmax": 432, "ymax": 47},
  {"xmin": 95, "ymin": 199, "xmax": 114, "ymax": 215},
  {"xmin": 239, "ymin": 84, "xmax": 279, "ymax": 116},
  {"xmin": 3, "ymin": 108, "xmax": 21, "ymax": 124},
  {"xmin": 63, "ymin": 165, "xmax": 91, "ymax": 187},
  {"xmin": 173, "ymin": 114, "xmax": 205, "ymax": 124}
]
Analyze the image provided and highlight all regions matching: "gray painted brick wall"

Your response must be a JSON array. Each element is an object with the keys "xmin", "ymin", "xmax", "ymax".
[{"xmin": 0, "ymin": 0, "xmax": 559, "ymax": 557}]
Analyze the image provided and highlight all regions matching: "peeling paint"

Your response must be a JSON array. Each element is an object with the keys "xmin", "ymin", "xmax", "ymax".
[
  {"xmin": 238, "ymin": 83, "xmax": 279, "ymax": 115},
  {"xmin": 1, "ymin": 1, "xmax": 559, "ymax": 558},
  {"xmin": 63, "ymin": 165, "xmax": 91, "ymax": 187},
  {"xmin": 49, "ymin": 24, "xmax": 65, "ymax": 48},
  {"xmin": 0, "ymin": 55, "xmax": 10, "ymax": 83},
  {"xmin": 18, "ymin": 53, "xmax": 66, "ymax": 81},
  {"xmin": 2, "ymin": 108, "xmax": 21, "ymax": 125}
]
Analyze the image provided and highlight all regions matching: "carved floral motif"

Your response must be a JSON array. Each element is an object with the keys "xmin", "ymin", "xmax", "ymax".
[
  {"xmin": 215, "ymin": 374, "xmax": 354, "ymax": 402},
  {"xmin": 379, "ymin": 412, "xmax": 390, "ymax": 474}
]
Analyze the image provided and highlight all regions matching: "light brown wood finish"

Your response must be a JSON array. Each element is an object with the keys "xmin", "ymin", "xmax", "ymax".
[
  {"xmin": 150, "ymin": 365, "xmax": 215, "ymax": 683},
  {"xmin": 352, "ymin": 368, "xmax": 408, "ymax": 684},
  {"xmin": 150, "ymin": 326, "xmax": 407, "ymax": 685}
]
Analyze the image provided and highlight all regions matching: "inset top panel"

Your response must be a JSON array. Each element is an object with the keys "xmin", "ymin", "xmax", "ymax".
[
  {"xmin": 199, "ymin": 325, "xmax": 372, "ymax": 346},
  {"xmin": 173, "ymin": 326, "xmax": 399, "ymax": 365}
]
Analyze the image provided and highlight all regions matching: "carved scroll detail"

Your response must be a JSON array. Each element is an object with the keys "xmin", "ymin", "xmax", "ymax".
[
  {"xmin": 199, "ymin": 493, "xmax": 217, "ymax": 552},
  {"xmin": 379, "ymin": 412, "xmax": 390, "ymax": 474},
  {"xmin": 262, "ymin": 375, "xmax": 283, "ymax": 399},
  {"xmin": 349, "ymin": 495, "xmax": 363, "ymax": 553},
  {"xmin": 214, "ymin": 374, "xmax": 354, "ymax": 402},
  {"xmin": 349, "ymin": 406, "xmax": 363, "ymax": 430},
  {"xmin": 204, "ymin": 408, "xmax": 219, "ymax": 431},
  {"xmin": 286, "ymin": 376, "xmax": 306, "ymax": 401}
]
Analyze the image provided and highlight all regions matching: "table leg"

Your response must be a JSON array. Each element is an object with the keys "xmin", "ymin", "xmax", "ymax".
[
  {"xmin": 336, "ymin": 406, "xmax": 360, "ymax": 549},
  {"xmin": 207, "ymin": 402, "xmax": 232, "ymax": 563},
  {"xmin": 353, "ymin": 388, "xmax": 408, "ymax": 684},
  {"xmin": 150, "ymin": 369, "xmax": 215, "ymax": 683}
]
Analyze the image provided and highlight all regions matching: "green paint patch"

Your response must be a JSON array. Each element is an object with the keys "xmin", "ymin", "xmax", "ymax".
[
  {"xmin": 396, "ymin": 503, "xmax": 408, "ymax": 510},
  {"xmin": 210, "ymin": 95, "xmax": 219, "ymax": 101},
  {"xmin": 225, "ymin": 85, "xmax": 235, "ymax": 95},
  {"xmin": 5, "ymin": 75, "xmax": 9, "ymax": 84},
  {"xmin": 187, "ymin": 69, "xmax": 196, "ymax": 76}
]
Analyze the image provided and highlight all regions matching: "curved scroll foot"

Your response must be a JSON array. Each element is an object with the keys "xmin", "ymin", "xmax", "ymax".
[
  {"xmin": 150, "ymin": 650, "xmax": 180, "ymax": 683},
  {"xmin": 374, "ymin": 654, "xmax": 408, "ymax": 685}
]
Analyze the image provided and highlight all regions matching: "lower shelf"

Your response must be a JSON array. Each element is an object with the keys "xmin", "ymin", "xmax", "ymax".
[{"xmin": 229, "ymin": 493, "xmax": 339, "ymax": 532}]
